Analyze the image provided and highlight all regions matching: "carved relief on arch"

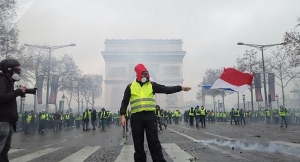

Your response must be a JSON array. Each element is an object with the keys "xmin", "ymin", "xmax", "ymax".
[{"xmin": 108, "ymin": 67, "xmax": 126, "ymax": 77}]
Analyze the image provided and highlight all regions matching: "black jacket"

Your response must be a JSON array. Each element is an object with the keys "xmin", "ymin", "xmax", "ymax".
[
  {"xmin": 120, "ymin": 81, "xmax": 182, "ymax": 115},
  {"xmin": 91, "ymin": 110, "xmax": 97, "ymax": 121},
  {"xmin": 0, "ymin": 73, "xmax": 23, "ymax": 122}
]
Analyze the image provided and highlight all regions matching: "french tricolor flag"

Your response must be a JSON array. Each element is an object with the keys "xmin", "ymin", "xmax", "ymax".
[{"xmin": 210, "ymin": 68, "xmax": 254, "ymax": 93}]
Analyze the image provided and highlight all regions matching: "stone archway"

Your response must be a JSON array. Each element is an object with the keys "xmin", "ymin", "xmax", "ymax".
[{"xmin": 101, "ymin": 39, "xmax": 186, "ymax": 113}]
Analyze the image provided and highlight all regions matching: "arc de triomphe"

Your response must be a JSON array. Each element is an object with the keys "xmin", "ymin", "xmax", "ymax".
[{"xmin": 101, "ymin": 39, "xmax": 186, "ymax": 113}]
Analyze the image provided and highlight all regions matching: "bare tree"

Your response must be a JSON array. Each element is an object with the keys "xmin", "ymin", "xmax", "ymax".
[
  {"xmin": 202, "ymin": 69, "xmax": 222, "ymax": 112},
  {"xmin": 284, "ymin": 17, "xmax": 300, "ymax": 53},
  {"xmin": 0, "ymin": 0, "xmax": 22, "ymax": 59},
  {"xmin": 266, "ymin": 47, "xmax": 300, "ymax": 107}
]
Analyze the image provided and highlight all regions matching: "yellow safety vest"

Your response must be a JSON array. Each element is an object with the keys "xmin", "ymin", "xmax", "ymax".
[
  {"xmin": 40, "ymin": 114, "xmax": 47, "ymax": 120},
  {"xmin": 130, "ymin": 81, "xmax": 156, "ymax": 114},
  {"xmin": 26, "ymin": 114, "xmax": 32, "ymax": 123},
  {"xmin": 200, "ymin": 108, "xmax": 206, "ymax": 115},
  {"xmin": 65, "ymin": 114, "xmax": 70, "ymax": 120},
  {"xmin": 279, "ymin": 108, "xmax": 286, "ymax": 116}
]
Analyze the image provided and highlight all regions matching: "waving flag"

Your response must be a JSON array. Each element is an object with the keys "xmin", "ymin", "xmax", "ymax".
[{"xmin": 210, "ymin": 68, "xmax": 253, "ymax": 92}]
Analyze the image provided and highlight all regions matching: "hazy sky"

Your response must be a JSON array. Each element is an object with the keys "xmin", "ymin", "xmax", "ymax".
[{"xmin": 16, "ymin": 0, "xmax": 300, "ymax": 110}]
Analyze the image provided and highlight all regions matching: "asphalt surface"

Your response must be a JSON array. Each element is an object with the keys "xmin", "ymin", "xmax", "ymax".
[{"xmin": 8, "ymin": 121, "xmax": 300, "ymax": 162}]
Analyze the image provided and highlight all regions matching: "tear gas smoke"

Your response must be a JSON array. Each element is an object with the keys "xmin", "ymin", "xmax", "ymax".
[{"xmin": 194, "ymin": 139, "xmax": 300, "ymax": 157}]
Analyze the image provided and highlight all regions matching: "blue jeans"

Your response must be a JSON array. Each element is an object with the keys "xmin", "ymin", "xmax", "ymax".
[
  {"xmin": 281, "ymin": 116, "xmax": 287, "ymax": 126},
  {"xmin": 101, "ymin": 119, "xmax": 106, "ymax": 130},
  {"xmin": 0, "ymin": 122, "xmax": 13, "ymax": 162}
]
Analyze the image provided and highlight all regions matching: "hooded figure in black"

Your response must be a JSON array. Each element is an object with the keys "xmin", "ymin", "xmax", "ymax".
[{"xmin": 0, "ymin": 59, "xmax": 26, "ymax": 162}]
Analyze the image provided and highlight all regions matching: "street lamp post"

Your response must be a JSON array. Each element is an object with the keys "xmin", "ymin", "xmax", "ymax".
[
  {"xmin": 237, "ymin": 42, "xmax": 286, "ymax": 110},
  {"xmin": 242, "ymin": 94, "xmax": 245, "ymax": 111},
  {"xmin": 247, "ymin": 101, "xmax": 250, "ymax": 111},
  {"xmin": 24, "ymin": 43, "xmax": 76, "ymax": 113},
  {"xmin": 62, "ymin": 94, "xmax": 65, "ymax": 114},
  {"xmin": 276, "ymin": 94, "xmax": 279, "ymax": 108},
  {"xmin": 217, "ymin": 100, "xmax": 220, "ymax": 111}
]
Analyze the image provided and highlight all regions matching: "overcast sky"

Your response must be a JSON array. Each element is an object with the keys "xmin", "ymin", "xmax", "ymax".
[{"xmin": 16, "ymin": 0, "xmax": 300, "ymax": 110}]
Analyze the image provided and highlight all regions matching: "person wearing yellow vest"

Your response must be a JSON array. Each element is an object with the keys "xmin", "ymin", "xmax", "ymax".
[
  {"xmin": 279, "ymin": 106, "xmax": 287, "ymax": 127},
  {"xmin": 65, "ymin": 112, "xmax": 70, "ymax": 129},
  {"xmin": 82, "ymin": 108, "xmax": 89, "ymax": 131},
  {"xmin": 24, "ymin": 111, "xmax": 30, "ymax": 134},
  {"xmin": 188, "ymin": 107, "xmax": 195, "ymax": 126},
  {"xmin": 235, "ymin": 108, "xmax": 240, "ymax": 125},
  {"xmin": 156, "ymin": 105, "xmax": 167, "ymax": 132},
  {"xmin": 199, "ymin": 106, "xmax": 207, "ymax": 128},
  {"xmin": 265, "ymin": 109, "xmax": 271, "ymax": 124},
  {"xmin": 38, "ymin": 110, "xmax": 47, "ymax": 133},
  {"xmin": 99, "ymin": 108, "xmax": 107, "ymax": 131},
  {"xmin": 120, "ymin": 63, "xmax": 191, "ymax": 162},
  {"xmin": 194, "ymin": 106, "xmax": 200, "ymax": 129}
]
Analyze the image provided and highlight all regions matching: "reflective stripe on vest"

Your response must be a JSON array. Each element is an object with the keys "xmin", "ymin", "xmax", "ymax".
[
  {"xmin": 189, "ymin": 108, "xmax": 194, "ymax": 116},
  {"xmin": 65, "ymin": 114, "xmax": 70, "ymax": 120},
  {"xmin": 130, "ymin": 81, "xmax": 155, "ymax": 114}
]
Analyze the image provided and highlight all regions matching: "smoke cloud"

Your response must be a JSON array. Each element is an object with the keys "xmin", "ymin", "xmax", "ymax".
[{"xmin": 194, "ymin": 139, "xmax": 300, "ymax": 157}]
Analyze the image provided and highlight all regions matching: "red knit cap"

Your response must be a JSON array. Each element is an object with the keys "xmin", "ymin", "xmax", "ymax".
[{"xmin": 134, "ymin": 63, "xmax": 150, "ymax": 81}]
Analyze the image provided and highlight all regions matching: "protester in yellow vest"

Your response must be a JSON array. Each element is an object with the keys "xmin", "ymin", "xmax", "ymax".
[{"xmin": 119, "ymin": 63, "xmax": 191, "ymax": 162}]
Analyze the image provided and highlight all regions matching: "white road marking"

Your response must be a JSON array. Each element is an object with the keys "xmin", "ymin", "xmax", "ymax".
[
  {"xmin": 120, "ymin": 137, "xmax": 126, "ymax": 145},
  {"xmin": 10, "ymin": 147, "xmax": 62, "ymax": 162},
  {"xmin": 168, "ymin": 128, "xmax": 247, "ymax": 161},
  {"xmin": 203, "ymin": 132, "xmax": 235, "ymax": 141},
  {"xmin": 59, "ymin": 146, "xmax": 101, "ymax": 162},
  {"xmin": 60, "ymin": 139, "xmax": 67, "ymax": 142},
  {"xmin": 43, "ymin": 144, "xmax": 53, "ymax": 148},
  {"xmin": 175, "ymin": 125, "xmax": 235, "ymax": 141},
  {"xmin": 162, "ymin": 143, "xmax": 193, "ymax": 162},
  {"xmin": 115, "ymin": 145, "xmax": 135, "ymax": 162},
  {"xmin": 9, "ymin": 149, "xmax": 23, "ymax": 154}
]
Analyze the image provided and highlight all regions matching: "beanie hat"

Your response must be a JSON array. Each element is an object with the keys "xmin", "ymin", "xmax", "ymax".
[{"xmin": 134, "ymin": 63, "xmax": 150, "ymax": 81}]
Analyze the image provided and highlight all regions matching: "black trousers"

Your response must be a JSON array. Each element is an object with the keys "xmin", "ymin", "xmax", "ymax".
[
  {"xmin": 189, "ymin": 116, "xmax": 194, "ymax": 125},
  {"xmin": 231, "ymin": 116, "xmax": 237, "ymax": 125},
  {"xmin": 200, "ymin": 116, "xmax": 206, "ymax": 127},
  {"xmin": 131, "ymin": 111, "xmax": 166, "ymax": 162}
]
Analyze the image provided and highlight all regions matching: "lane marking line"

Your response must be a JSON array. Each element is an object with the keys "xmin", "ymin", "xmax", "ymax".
[
  {"xmin": 203, "ymin": 132, "xmax": 235, "ymax": 141},
  {"xmin": 174, "ymin": 125, "xmax": 235, "ymax": 141},
  {"xmin": 162, "ymin": 143, "xmax": 193, "ymax": 162},
  {"xmin": 59, "ymin": 146, "xmax": 101, "ymax": 162},
  {"xmin": 168, "ymin": 128, "xmax": 247, "ymax": 161},
  {"xmin": 9, "ymin": 149, "xmax": 23, "ymax": 154},
  {"xmin": 10, "ymin": 147, "xmax": 62, "ymax": 162},
  {"xmin": 115, "ymin": 145, "xmax": 135, "ymax": 162}
]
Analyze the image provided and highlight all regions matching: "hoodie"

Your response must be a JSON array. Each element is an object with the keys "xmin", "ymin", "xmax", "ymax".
[
  {"xmin": 0, "ymin": 73, "xmax": 23, "ymax": 122},
  {"xmin": 134, "ymin": 63, "xmax": 150, "ymax": 82}
]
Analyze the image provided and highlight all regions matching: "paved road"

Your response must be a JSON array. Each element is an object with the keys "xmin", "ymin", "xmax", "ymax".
[{"xmin": 8, "ymin": 122, "xmax": 300, "ymax": 162}]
